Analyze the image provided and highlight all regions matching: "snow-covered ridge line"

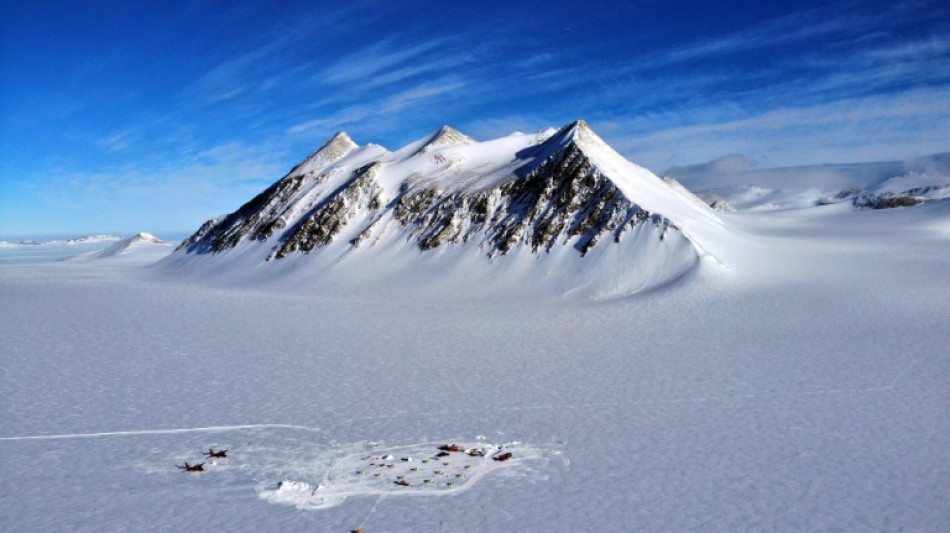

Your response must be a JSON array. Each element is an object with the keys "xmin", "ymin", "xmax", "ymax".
[
  {"xmin": 0, "ymin": 234, "xmax": 121, "ymax": 246},
  {"xmin": 178, "ymin": 120, "xmax": 719, "ymax": 257},
  {"xmin": 667, "ymin": 152, "xmax": 950, "ymax": 211}
]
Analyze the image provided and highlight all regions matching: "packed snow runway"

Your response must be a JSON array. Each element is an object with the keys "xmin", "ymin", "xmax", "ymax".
[{"xmin": 2, "ymin": 204, "xmax": 948, "ymax": 531}]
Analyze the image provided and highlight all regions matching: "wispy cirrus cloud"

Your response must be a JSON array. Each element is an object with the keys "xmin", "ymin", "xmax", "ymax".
[
  {"xmin": 288, "ymin": 78, "xmax": 470, "ymax": 135},
  {"xmin": 319, "ymin": 38, "xmax": 452, "ymax": 85},
  {"xmin": 599, "ymin": 88, "xmax": 950, "ymax": 170},
  {"xmin": 657, "ymin": 10, "xmax": 855, "ymax": 66},
  {"xmin": 460, "ymin": 115, "xmax": 554, "ymax": 141},
  {"xmin": 9, "ymin": 138, "xmax": 294, "ymax": 235},
  {"xmin": 97, "ymin": 129, "xmax": 138, "ymax": 153},
  {"xmin": 862, "ymin": 33, "xmax": 950, "ymax": 62}
]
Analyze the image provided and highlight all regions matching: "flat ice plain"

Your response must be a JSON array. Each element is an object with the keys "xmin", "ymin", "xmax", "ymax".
[{"xmin": 1, "ymin": 202, "xmax": 948, "ymax": 531}]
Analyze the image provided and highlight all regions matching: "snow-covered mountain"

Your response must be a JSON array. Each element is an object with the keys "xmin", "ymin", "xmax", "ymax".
[
  {"xmin": 168, "ymin": 121, "xmax": 727, "ymax": 297},
  {"xmin": 56, "ymin": 232, "xmax": 175, "ymax": 265},
  {"xmin": 0, "ymin": 234, "xmax": 121, "ymax": 247},
  {"xmin": 95, "ymin": 232, "xmax": 171, "ymax": 258},
  {"xmin": 666, "ymin": 152, "xmax": 950, "ymax": 211}
]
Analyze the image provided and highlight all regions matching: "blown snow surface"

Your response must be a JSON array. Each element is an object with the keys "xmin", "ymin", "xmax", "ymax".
[{"xmin": 1, "ymin": 201, "xmax": 949, "ymax": 531}]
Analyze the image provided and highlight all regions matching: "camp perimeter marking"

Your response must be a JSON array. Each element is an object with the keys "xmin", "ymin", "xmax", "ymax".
[{"xmin": 259, "ymin": 441, "xmax": 545, "ymax": 509}]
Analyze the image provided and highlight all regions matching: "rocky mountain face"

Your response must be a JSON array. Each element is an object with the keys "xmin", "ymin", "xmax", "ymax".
[{"xmin": 177, "ymin": 120, "xmax": 715, "ymax": 269}]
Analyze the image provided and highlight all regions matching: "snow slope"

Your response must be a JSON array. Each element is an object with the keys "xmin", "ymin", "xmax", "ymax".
[{"xmin": 1, "ymin": 195, "xmax": 948, "ymax": 531}]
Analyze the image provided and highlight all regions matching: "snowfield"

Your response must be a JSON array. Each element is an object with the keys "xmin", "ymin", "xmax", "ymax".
[{"xmin": 2, "ymin": 201, "xmax": 949, "ymax": 531}]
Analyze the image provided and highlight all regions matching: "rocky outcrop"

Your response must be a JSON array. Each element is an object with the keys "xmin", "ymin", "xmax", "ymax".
[
  {"xmin": 852, "ymin": 192, "xmax": 932, "ymax": 209},
  {"xmin": 177, "ymin": 133, "xmax": 358, "ymax": 254},
  {"xmin": 699, "ymin": 193, "xmax": 736, "ymax": 213},
  {"xmin": 274, "ymin": 162, "xmax": 384, "ymax": 258}
]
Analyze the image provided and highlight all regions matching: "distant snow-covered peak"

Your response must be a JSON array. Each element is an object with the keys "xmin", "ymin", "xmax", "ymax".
[
  {"xmin": 414, "ymin": 125, "xmax": 477, "ymax": 155},
  {"xmin": 96, "ymin": 232, "xmax": 171, "ymax": 259},
  {"xmin": 0, "ymin": 234, "xmax": 122, "ymax": 246},
  {"xmin": 127, "ymin": 232, "xmax": 166, "ymax": 244}
]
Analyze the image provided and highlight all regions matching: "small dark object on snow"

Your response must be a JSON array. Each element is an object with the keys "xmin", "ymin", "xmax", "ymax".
[
  {"xmin": 179, "ymin": 462, "xmax": 205, "ymax": 472},
  {"xmin": 435, "ymin": 451, "xmax": 450, "ymax": 457},
  {"xmin": 467, "ymin": 449, "xmax": 485, "ymax": 457},
  {"xmin": 493, "ymin": 452, "xmax": 513, "ymax": 462},
  {"xmin": 438, "ymin": 444, "xmax": 462, "ymax": 452},
  {"xmin": 395, "ymin": 479, "xmax": 410, "ymax": 486},
  {"xmin": 204, "ymin": 448, "xmax": 228, "ymax": 458}
]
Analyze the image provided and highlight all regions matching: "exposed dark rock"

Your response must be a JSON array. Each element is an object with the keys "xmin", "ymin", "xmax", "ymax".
[
  {"xmin": 177, "ymin": 132, "xmax": 357, "ymax": 254},
  {"xmin": 275, "ymin": 162, "xmax": 383, "ymax": 257},
  {"xmin": 853, "ymin": 192, "xmax": 931, "ymax": 209},
  {"xmin": 698, "ymin": 193, "xmax": 736, "ymax": 212}
]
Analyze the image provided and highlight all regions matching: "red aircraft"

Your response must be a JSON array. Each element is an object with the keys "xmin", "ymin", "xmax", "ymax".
[{"xmin": 180, "ymin": 462, "xmax": 205, "ymax": 472}]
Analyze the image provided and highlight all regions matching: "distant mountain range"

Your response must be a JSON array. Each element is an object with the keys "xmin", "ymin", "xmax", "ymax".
[
  {"xmin": 0, "ymin": 234, "xmax": 121, "ymax": 247},
  {"xmin": 665, "ymin": 152, "xmax": 950, "ymax": 211}
]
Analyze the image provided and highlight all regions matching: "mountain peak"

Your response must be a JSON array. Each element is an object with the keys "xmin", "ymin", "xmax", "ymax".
[
  {"xmin": 415, "ymin": 125, "xmax": 476, "ymax": 155},
  {"xmin": 128, "ymin": 232, "xmax": 165, "ymax": 243},
  {"xmin": 96, "ymin": 232, "xmax": 170, "ymax": 259},
  {"xmin": 524, "ymin": 119, "xmax": 607, "ymax": 164},
  {"xmin": 558, "ymin": 119, "xmax": 595, "ymax": 140},
  {"xmin": 290, "ymin": 131, "xmax": 359, "ymax": 175},
  {"xmin": 328, "ymin": 130, "xmax": 354, "ymax": 144},
  {"xmin": 318, "ymin": 131, "xmax": 359, "ymax": 157},
  {"xmin": 539, "ymin": 119, "xmax": 598, "ymax": 148}
]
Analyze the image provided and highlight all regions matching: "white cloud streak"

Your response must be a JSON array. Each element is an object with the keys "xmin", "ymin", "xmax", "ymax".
[
  {"xmin": 288, "ymin": 78, "xmax": 469, "ymax": 135},
  {"xmin": 601, "ymin": 88, "xmax": 950, "ymax": 170},
  {"xmin": 25, "ymin": 139, "xmax": 293, "ymax": 234},
  {"xmin": 319, "ymin": 38, "xmax": 450, "ymax": 85}
]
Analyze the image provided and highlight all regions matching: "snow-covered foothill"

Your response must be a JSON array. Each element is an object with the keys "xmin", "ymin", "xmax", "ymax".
[
  {"xmin": 62, "ymin": 232, "xmax": 175, "ymax": 265},
  {"xmin": 94, "ymin": 232, "xmax": 172, "ymax": 258}
]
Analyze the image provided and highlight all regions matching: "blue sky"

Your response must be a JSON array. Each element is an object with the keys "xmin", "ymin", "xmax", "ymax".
[{"xmin": 1, "ymin": 0, "xmax": 948, "ymax": 236}]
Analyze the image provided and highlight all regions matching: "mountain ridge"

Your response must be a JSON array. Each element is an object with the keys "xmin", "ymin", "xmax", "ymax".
[{"xmin": 170, "ymin": 120, "xmax": 727, "ymax": 296}]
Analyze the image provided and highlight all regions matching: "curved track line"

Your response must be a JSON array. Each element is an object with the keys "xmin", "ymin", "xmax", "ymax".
[
  {"xmin": 0, "ymin": 423, "xmax": 321, "ymax": 441},
  {"xmin": 4, "ymin": 374, "xmax": 909, "ymax": 443}
]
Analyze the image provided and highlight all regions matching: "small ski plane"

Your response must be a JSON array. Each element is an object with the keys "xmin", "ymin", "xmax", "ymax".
[{"xmin": 179, "ymin": 462, "xmax": 205, "ymax": 472}]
